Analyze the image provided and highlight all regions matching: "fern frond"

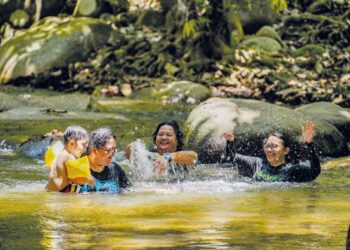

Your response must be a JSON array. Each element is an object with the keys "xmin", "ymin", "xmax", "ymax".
[{"xmin": 182, "ymin": 19, "xmax": 198, "ymax": 39}]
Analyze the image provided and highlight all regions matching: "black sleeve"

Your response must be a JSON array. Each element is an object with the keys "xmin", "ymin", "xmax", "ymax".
[
  {"xmin": 284, "ymin": 143, "xmax": 321, "ymax": 182},
  {"xmin": 223, "ymin": 140, "xmax": 262, "ymax": 178},
  {"xmin": 112, "ymin": 163, "xmax": 132, "ymax": 189}
]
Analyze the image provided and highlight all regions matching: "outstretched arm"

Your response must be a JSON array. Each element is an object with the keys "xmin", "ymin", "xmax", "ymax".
[
  {"xmin": 286, "ymin": 121, "xmax": 320, "ymax": 182},
  {"xmin": 153, "ymin": 151, "xmax": 198, "ymax": 175}
]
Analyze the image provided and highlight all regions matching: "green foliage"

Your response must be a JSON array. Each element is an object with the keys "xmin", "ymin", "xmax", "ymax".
[
  {"xmin": 270, "ymin": 0, "xmax": 288, "ymax": 12},
  {"xmin": 231, "ymin": 15, "xmax": 243, "ymax": 44},
  {"xmin": 182, "ymin": 17, "xmax": 210, "ymax": 39}
]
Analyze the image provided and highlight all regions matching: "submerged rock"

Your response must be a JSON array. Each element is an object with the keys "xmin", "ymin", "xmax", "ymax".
[
  {"xmin": 184, "ymin": 98, "xmax": 348, "ymax": 163},
  {"xmin": 0, "ymin": 17, "xmax": 112, "ymax": 84}
]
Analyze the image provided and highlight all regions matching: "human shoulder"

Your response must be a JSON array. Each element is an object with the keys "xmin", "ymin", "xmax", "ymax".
[{"xmin": 56, "ymin": 150, "xmax": 73, "ymax": 166}]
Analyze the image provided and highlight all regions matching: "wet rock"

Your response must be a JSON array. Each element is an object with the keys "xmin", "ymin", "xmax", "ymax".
[
  {"xmin": 0, "ymin": 17, "xmax": 112, "ymax": 84},
  {"xmin": 0, "ymin": 92, "xmax": 23, "ymax": 112},
  {"xmin": 296, "ymin": 102, "xmax": 350, "ymax": 139},
  {"xmin": 0, "ymin": 107, "xmax": 127, "ymax": 121},
  {"xmin": 17, "ymin": 135, "xmax": 55, "ymax": 157},
  {"xmin": 184, "ymin": 97, "xmax": 349, "ymax": 163},
  {"xmin": 133, "ymin": 81, "xmax": 211, "ymax": 104},
  {"xmin": 322, "ymin": 156, "xmax": 350, "ymax": 170}
]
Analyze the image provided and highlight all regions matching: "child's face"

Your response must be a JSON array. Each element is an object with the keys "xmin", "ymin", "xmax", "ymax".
[{"xmin": 72, "ymin": 139, "xmax": 89, "ymax": 157}]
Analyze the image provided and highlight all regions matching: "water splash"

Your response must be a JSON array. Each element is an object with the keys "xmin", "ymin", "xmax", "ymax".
[
  {"xmin": 0, "ymin": 140, "xmax": 14, "ymax": 154},
  {"xmin": 129, "ymin": 139, "xmax": 156, "ymax": 181}
]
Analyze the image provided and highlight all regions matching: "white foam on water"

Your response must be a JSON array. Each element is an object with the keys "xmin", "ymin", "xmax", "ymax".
[
  {"xmin": 0, "ymin": 140, "xmax": 14, "ymax": 154},
  {"xmin": 129, "ymin": 139, "xmax": 156, "ymax": 181}
]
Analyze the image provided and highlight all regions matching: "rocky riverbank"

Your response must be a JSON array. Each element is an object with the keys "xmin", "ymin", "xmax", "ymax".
[{"xmin": 0, "ymin": 0, "xmax": 349, "ymax": 107}]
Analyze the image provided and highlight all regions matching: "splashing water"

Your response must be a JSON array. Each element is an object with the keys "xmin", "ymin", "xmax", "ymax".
[
  {"xmin": 0, "ymin": 140, "xmax": 14, "ymax": 154},
  {"xmin": 129, "ymin": 139, "xmax": 156, "ymax": 181}
]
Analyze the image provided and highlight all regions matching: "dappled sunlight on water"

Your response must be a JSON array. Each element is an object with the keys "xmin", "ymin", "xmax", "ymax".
[
  {"xmin": 1, "ymin": 154, "xmax": 349, "ymax": 249},
  {"xmin": 0, "ymin": 106, "xmax": 349, "ymax": 249}
]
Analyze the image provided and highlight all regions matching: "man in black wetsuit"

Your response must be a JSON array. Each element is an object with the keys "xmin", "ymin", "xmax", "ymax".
[
  {"xmin": 224, "ymin": 121, "xmax": 321, "ymax": 182},
  {"xmin": 80, "ymin": 128, "xmax": 130, "ymax": 193}
]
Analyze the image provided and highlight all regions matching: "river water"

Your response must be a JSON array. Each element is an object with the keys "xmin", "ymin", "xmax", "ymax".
[{"xmin": 0, "ymin": 101, "xmax": 349, "ymax": 249}]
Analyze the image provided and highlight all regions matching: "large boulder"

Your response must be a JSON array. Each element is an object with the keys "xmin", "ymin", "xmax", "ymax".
[
  {"xmin": 0, "ymin": 17, "xmax": 112, "ymax": 84},
  {"xmin": 296, "ymin": 102, "xmax": 350, "ymax": 139},
  {"xmin": 0, "ymin": 89, "xmax": 91, "ymax": 112},
  {"xmin": 184, "ymin": 98, "xmax": 348, "ymax": 163},
  {"xmin": 133, "ymin": 81, "xmax": 211, "ymax": 104},
  {"xmin": 224, "ymin": 0, "xmax": 277, "ymax": 34}
]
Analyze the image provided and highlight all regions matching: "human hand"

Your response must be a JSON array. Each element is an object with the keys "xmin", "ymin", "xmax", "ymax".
[
  {"xmin": 224, "ymin": 132, "xmax": 235, "ymax": 141},
  {"xmin": 153, "ymin": 156, "xmax": 168, "ymax": 175},
  {"xmin": 301, "ymin": 121, "xmax": 315, "ymax": 144},
  {"xmin": 87, "ymin": 177, "xmax": 95, "ymax": 188}
]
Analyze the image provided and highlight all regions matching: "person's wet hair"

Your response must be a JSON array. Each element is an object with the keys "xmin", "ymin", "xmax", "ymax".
[
  {"xmin": 88, "ymin": 128, "xmax": 116, "ymax": 153},
  {"xmin": 263, "ymin": 132, "xmax": 291, "ymax": 148},
  {"xmin": 152, "ymin": 120, "xmax": 184, "ymax": 151},
  {"xmin": 63, "ymin": 126, "xmax": 89, "ymax": 144}
]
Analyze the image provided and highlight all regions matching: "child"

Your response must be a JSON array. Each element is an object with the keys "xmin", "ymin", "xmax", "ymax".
[{"xmin": 46, "ymin": 126, "xmax": 93, "ymax": 192}]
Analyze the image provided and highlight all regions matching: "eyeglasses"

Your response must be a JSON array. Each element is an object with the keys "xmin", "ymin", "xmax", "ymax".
[
  {"xmin": 99, "ymin": 147, "xmax": 117, "ymax": 155},
  {"xmin": 263, "ymin": 143, "xmax": 280, "ymax": 150}
]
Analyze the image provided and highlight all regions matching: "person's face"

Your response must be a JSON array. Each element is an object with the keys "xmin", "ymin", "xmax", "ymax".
[
  {"xmin": 69, "ymin": 138, "xmax": 88, "ymax": 158},
  {"xmin": 263, "ymin": 136, "xmax": 289, "ymax": 165},
  {"xmin": 92, "ymin": 137, "xmax": 117, "ymax": 166},
  {"xmin": 156, "ymin": 125, "xmax": 178, "ymax": 154}
]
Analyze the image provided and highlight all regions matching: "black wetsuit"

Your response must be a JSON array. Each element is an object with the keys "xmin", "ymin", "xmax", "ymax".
[
  {"xmin": 224, "ymin": 141, "xmax": 321, "ymax": 182},
  {"xmin": 80, "ymin": 162, "xmax": 131, "ymax": 193}
]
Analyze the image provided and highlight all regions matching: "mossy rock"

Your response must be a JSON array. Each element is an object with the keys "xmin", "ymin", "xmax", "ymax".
[
  {"xmin": 238, "ymin": 36, "xmax": 282, "ymax": 55},
  {"xmin": 224, "ymin": 0, "xmax": 277, "ymax": 34},
  {"xmin": 184, "ymin": 98, "xmax": 348, "ymax": 163},
  {"xmin": 133, "ymin": 81, "xmax": 211, "ymax": 104},
  {"xmin": 9, "ymin": 9, "xmax": 30, "ymax": 28},
  {"xmin": 136, "ymin": 10, "xmax": 165, "ymax": 28},
  {"xmin": 292, "ymin": 44, "xmax": 325, "ymax": 58},
  {"xmin": 256, "ymin": 26, "xmax": 282, "ymax": 44},
  {"xmin": 296, "ymin": 102, "xmax": 350, "ymax": 139},
  {"xmin": 322, "ymin": 156, "xmax": 350, "ymax": 170},
  {"xmin": 0, "ymin": 107, "xmax": 127, "ymax": 121},
  {"xmin": 0, "ymin": 88, "xmax": 91, "ymax": 112},
  {"xmin": 0, "ymin": 92, "xmax": 23, "ymax": 111},
  {"xmin": 0, "ymin": 17, "xmax": 112, "ymax": 84}
]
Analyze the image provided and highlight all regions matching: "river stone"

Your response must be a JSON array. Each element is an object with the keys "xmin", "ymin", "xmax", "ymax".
[
  {"xmin": 0, "ymin": 17, "xmax": 112, "ymax": 84},
  {"xmin": 134, "ymin": 81, "xmax": 211, "ymax": 104},
  {"xmin": 0, "ymin": 107, "xmax": 127, "ymax": 121},
  {"xmin": 0, "ymin": 92, "xmax": 22, "ymax": 111},
  {"xmin": 238, "ymin": 36, "xmax": 282, "ymax": 55},
  {"xmin": 296, "ymin": 102, "xmax": 350, "ymax": 139},
  {"xmin": 184, "ymin": 98, "xmax": 348, "ymax": 163}
]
